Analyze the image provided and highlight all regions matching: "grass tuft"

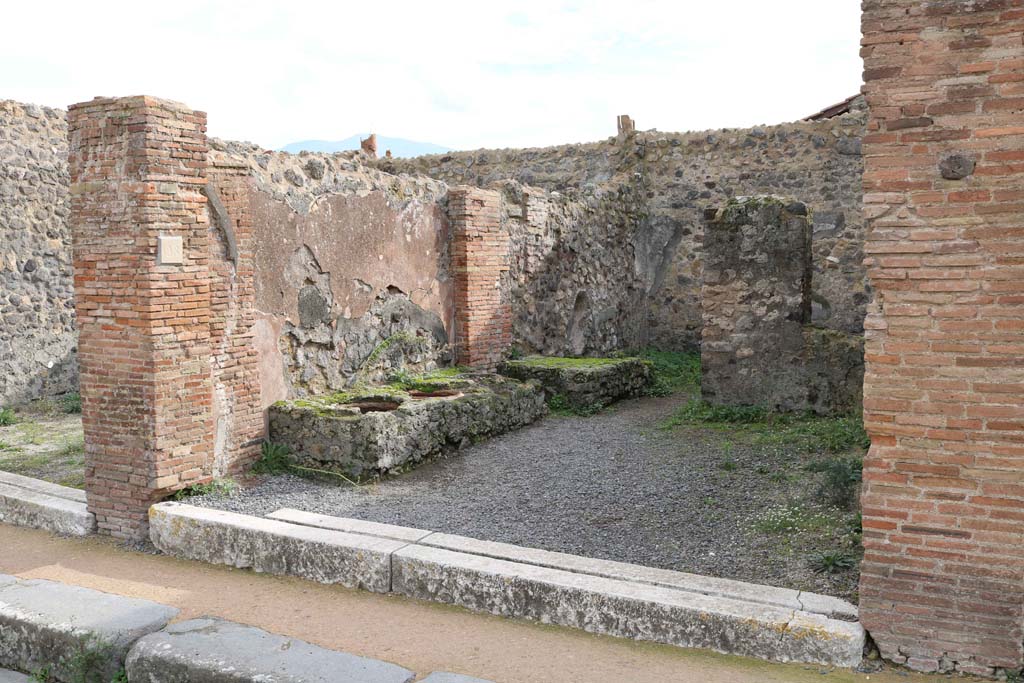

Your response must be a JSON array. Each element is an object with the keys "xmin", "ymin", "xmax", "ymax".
[
  {"xmin": 172, "ymin": 478, "xmax": 238, "ymax": 500},
  {"xmin": 0, "ymin": 407, "xmax": 16, "ymax": 426},
  {"xmin": 662, "ymin": 399, "xmax": 869, "ymax": 454},
  {"xmin": 808, "ymin": 550, "xmax": 857, "ymax": 574}
]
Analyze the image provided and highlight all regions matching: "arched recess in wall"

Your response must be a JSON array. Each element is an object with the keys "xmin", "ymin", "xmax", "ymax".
[{"xmin": 566, "ymin": 291, "xmax": 592, "ymax": 356}]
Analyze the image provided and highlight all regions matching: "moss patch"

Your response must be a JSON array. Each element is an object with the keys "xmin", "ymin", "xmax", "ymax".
[{"xmin": 504, "ymin": 355, "xmax": 634, "ymax": 370}]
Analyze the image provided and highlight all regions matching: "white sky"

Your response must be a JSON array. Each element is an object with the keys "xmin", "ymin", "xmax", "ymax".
[{"xmin": 2, "ymin": 1, "xmax": 863, "ymax": 151}]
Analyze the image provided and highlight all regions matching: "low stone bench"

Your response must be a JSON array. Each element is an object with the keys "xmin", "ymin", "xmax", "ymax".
[
  {"xmin": 0, "ymin": 574, "xmax": 177, "ymax": 681},
  {"xmin": 125, "ymin": 617, "xmax": 416, "ymax": 683},
  {"xmin": 269, "ymin": 374, "xmax": 546, "ymax": 480},
  {"xmin": 0, "ymin": 471, "xmax": 95, "ymax": 536},
  {"xmin": 498, "ymin": 356, "xmax": 651, "ymax": 411}
]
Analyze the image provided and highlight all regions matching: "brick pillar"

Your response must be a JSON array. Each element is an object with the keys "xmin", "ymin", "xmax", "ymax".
[
  {"xmin": 701, "ymin": 197, "xmax": 812, "ymax": 410},
  {"xmin": 68, "ymin": 97, "xmax": 214, "ymax": 540},
  {"xmin": 860, "ymin": 1, "xmax": 1024, "ymax": 676},
  {"xmin": 207, "ymin": 153, "xmax": 264, "ymax": 476},
  {"xmin": 449, "ymin": 186, "xmax": 511, "ymax": 369}
]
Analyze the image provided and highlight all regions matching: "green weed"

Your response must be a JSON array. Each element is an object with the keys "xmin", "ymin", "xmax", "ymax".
[
  {"xmin": 662, "ymin": 399, "xmax": 869, "ymax": 454},
  {"xmin": 0, "ymin": 407, "xmax": 16, "ymax": 426},
  {"xmin": 61, "ymin": 392, "xmax": 82, "ymax": 414},
  {"xmin": 172, "ymin": 478, "xmax": 238, "ymax": 500},
  {"xmin": 753, "ymin": 504, "xmax": 838, "ymax": 535},
  {"xmin": 807, "ymin": 456, "xmax": 863, "ymax": 508},
  {"xmin": 808, "ymin": 550, "xmax": 857, "ymax": 574},
  {"xmin": 640, "ymin": 348, "xmax": 701, "ymax": 396},
  {"xmin": 252, "ymin": 441, "xmax": 293, "ymax": 475}
]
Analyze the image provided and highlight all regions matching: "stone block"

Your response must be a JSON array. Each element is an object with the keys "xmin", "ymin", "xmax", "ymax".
[
  {"xmin": 267, "ymin": 509, "xmax": 432, "ymax": 543},
  {"xmin": 0, "ymin": 669, "xmax": 29, "ymax": 683},
  {"xmin": 0, "ymin": 576, "xmax": 178, "ymax": 682},
  {"xmin": 148, "ymin": 503, "xmax": 403, "ymax": 592},
  {"xmin": 498, "ymin": 356, "xmax": 651, "ymax": 410},
  {"xmin": 0, "ymin": 478, "xmax": 95, "ymax": 537},
  {"xmin": 392, "ymin": 544, "xmax": 864, "ymax": 668},
  {"xmin": 125, "ymin": 617, "xmax": 415, "ymax": 683},
  {"xmin": 0, "ymin": 472, "xmax": 86, "ymax": 504},
  {"xmin": 419, "ymin": 532, "xmax": 858, "ymax": 621}
]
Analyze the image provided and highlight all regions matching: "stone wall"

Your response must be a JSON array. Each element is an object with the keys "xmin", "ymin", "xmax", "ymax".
[
  {"xmin": 209, "ymin": 140, "xmax": 452, "ymax": 401},
  {"xmin": 379, "ymin": 105, "xmax": 868, "ymax": 352},
  {"xmin": 859, "ymin": 0, "xmax": 1024, "ymax": 676},
  {"xmin": 498, "ymin": 180, "xmax": 653, "ymax": 356},
  {"xmin": 0, "ymin": 101, "xmax": 75, "ymax": 406},
  {"xmin": 700, "ymin": 197, "xmax": 863, "ymax": 415},
  {"xmin": 701, "ymin": 197, "xmax": 813, "ymax": 410}
]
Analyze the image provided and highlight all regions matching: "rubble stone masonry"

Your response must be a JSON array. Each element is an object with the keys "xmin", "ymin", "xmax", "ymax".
[
  {"xmin": 68, "ymin": 97, "xmax": 215, "ymax": 540},
  {"xmin": 859, "ymin": 0, "xmax": 1024, "ymax": 675},
  {"xmin": 0, "ymin": 101, "xmax": 76, "ymax": 405}
]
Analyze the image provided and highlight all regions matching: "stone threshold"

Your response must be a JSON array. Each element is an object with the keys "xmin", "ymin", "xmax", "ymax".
[
  {"xmin": 0, "ymin": 471, "xmax": 94, "ymax": 536},
  {"xmin": 150, "ymin": 502, "xmax": 865, "ymax": 668}
]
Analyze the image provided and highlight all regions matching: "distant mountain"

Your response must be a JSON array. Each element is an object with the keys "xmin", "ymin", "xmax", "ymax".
[{"xmin": 280, "ymin": 135, "xmax": 451, "ymax": 158}]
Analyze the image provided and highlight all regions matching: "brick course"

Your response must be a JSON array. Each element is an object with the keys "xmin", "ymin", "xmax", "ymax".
[
  {"xmin": 448, "ymin": 187, "xmax": 511, "ymax": 369},
  {"xmin": 859, "ymin": 0, "xmax": 1024, "ymax": 675}
]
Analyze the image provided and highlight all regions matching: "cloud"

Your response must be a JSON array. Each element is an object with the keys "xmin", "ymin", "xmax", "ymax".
[{"xmin": 1, "ymin": 0, "xmax": 863, "ymax": 150}]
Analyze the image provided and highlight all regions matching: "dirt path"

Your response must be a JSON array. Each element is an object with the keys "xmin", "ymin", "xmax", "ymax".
[{"xmin": 0, "ymin": 523, "xmax": 951, "ymax": 683}]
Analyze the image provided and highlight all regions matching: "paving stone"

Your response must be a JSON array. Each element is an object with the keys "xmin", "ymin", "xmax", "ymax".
[
  {"xmin": 392, "ymin": 544, "xmax": 864, "ymax": 668},
  {"xmin": 0, "ymin": 481, "xmax": 95, "ymax": 537},
  {"xmin": 0, "ymin": 576, "xmax": 178, "ymax": 681},
  {"xmin": 420, "ymin": 673, "xmax": 494, "ymax": 683},
  {"xmin": 0, "ymin": 669, "xmax": 30, "ymax": 683},
  {"xmin": 149, "ymin": 503, "xmax": 405, "ymax": 592},
  {"xmin": 125, "ymin": 617, "xmax": 415, "ymax": 683}
]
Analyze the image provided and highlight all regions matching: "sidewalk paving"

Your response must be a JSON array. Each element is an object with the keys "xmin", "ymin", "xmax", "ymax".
[{"xmin": 0, "ymin": 524, "xmax": 955, "ymax": 683}]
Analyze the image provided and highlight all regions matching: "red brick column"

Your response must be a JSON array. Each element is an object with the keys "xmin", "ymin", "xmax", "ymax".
[
  {"xmin": 860, "ymin": 1, "xmax": 1024, "ymax": 675},
  {"xmin": 449, "ymin": 186, "xmax": 511, "ymax": 369},
  {"xmin": 68, "ymin": 97, "xmax": 214, "ymax": 540}
]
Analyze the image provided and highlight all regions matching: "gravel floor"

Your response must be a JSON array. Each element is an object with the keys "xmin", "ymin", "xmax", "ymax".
[{"xmin": 193, "ymin": 395, "xmax": 863, "ymax": 601}]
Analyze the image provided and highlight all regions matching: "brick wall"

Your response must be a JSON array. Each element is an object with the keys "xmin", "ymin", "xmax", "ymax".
[
  {"xmin": 859, "ymin": 0, "xmax": 1024, "ymax": 675},
  {"xmin": 68, "ymin": 97, "xmax": 214, "ymax": 540},
  {"xmin": 448, "ymin": 187, "xmax": 511, "ymax": 369},
  {"xmin": 207, "ymin": 153, "xmax": 264, "ymax": 476}
]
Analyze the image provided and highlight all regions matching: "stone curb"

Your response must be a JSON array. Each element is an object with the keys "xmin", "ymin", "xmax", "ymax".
[
  {"xmin": 271, "ymin": 508, "xmax": 857, "ymax": 622},
  {"xmin": 125, "ymin": 617, "xmax": 416, "ymax": 683},
  {"xmin": 0, "ymin": 472, "xmax": 95, "ymax": 537},
  {"xmin": 392, "ymin": 544, "xmax": 864, "ymax": 668},
  {"xmin": 148, "ymin": 503, "xmax": 404, "ymax": 593},
  {"xmin": 156, "ymin": 504, "xmax": 865, "ymax": 668},
  {"xmin": 0, "ymin": 574, "xmax": 178, "ymax": 681}
]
